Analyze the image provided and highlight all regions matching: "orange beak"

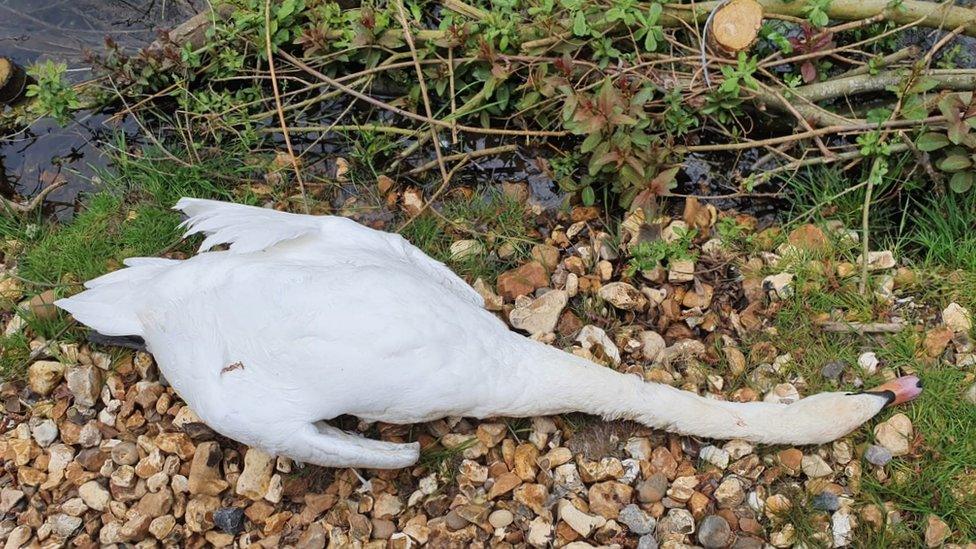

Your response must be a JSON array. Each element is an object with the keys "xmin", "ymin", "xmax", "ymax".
[{"xmin": 867, "ymin": 375, "xmax": 923, "ymax": 407}]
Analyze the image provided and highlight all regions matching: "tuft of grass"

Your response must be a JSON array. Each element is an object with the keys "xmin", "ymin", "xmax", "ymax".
[
  {"xmin": 904, "ymin": 192, "xmax": 976, "ymax": 272},
  {"xmin": 859, "ymin": 364, "xmax": 976, "ymax": 544},
  {"xmin": 399, "ymin": 189, "xmax": 536, "ymax": 284},
  {"xmin": 15, "ymin": 147, "xmax": 252, "ymax": 285}
]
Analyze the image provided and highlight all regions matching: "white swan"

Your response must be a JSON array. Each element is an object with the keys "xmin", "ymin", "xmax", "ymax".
[{"xmin": 55, "ymin": 198, "xmax": 922, "ymax": 469}]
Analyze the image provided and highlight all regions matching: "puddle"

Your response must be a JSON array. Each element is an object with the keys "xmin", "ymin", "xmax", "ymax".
[{"xmin": 0, "ymin": 0, "xmax": 205, "ymax": 215}]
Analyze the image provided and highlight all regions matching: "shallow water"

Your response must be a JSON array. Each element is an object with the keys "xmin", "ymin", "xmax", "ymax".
[{"xmin": 0, "ymin": 0, "xmax": 204, "ymax": 215}]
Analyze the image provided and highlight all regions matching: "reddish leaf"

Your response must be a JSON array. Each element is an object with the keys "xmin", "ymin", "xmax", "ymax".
[{"xmin": 801, "ymin": 61, "xmax": 817, "ymax": 83}]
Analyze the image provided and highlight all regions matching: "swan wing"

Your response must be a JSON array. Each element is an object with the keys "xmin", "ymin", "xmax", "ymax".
[{"xmin": 173, "ymin": 197, "xmax": 484, "ymax": 307}]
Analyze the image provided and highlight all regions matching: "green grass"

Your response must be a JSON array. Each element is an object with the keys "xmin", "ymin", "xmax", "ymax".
[
  {"xmin": 904, "ymin": 192, "xmax": 976, "ymax": 272},
  {"xmin": 9, "ymin": 148, "xmax": 251, "ymax": 285},
  {"xmin": 399, "ymin": 189, "xmax": 536, "ymax": 284},
  {"xmin": 754, "ymin": 257, "xmax": 976, "ymax": 545},
  {"xmin": 858, "ymin": 364, "xmax": 976, "ymax": 545}
]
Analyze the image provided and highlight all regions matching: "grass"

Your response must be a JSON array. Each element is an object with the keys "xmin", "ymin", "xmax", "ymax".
[
  {"xmin": 0, "ymin": 144, "xmax": 256, "ymax": 380},
  {"xmin": 750, "ymin": 247, "xmax": 976, "ymax": 545},
  {"xmin": 7, "ymin": 148, "xmax": 251, "ymax": 285},
  {"xmin": 904, "ymin": 191, "xmax": 976, "ymax": 272},
  {"xmin": 399, "ymin": 189, "xmax": 536, "ymax": 284}
]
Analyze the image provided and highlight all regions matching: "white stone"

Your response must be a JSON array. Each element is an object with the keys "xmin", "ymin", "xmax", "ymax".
[
  {"xmin": 699, "ymin": 445, "xmax": 730, "ymax": 469},
  {"xmin": 449, "ymin": 240, "xmax": 484, "ymax": 260},
  {"xmin": 857, "ymin": 250, "xmax": 896, "ymax": 271},
  {"xmin": 801, "ymin": 454, "xmax": 833, "ymax": 478},
  {"xmin": 558, "ymin": 499, "xmax": 606, "ymax": 537},
  {"xmin": 509, "ymin": 290, "xmax": 568, "ymax": 336},
  {"xmin": 874, "ymin": 413, "xmax": 913, "ymax": 456},
  {"xmin": 639, "ymin": 331, "xmax": 666, "ymax": 362},
  {"xmin": 763, "ymin": 273, "xmax": 794, "ymax": 300},
  {"xmin": 576, "ymin": 325, "xmax": 621, "ymax": 365},
  {"xmin": 943, "ymin": 302, "xmax": 972, "ymax": 333},
  {"xmin": 78, "ymin": 481, "xmax": 111, "ymax": 512},
  {"xmin": 858, "ymin": 352, "xmax": 879, "ymax": 375}
]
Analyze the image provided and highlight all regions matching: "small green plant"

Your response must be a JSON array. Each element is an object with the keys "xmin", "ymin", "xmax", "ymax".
[
  {"xmin": 25, "ymin": 60, "xmax": 81, "ymax": 125},
  {"xmin": 915, "ymin": 95, "xmax": 976, "ymax": 193},
  {"xmin": 625, "ymin": 227, "xmax": 698, "ymax": 276},
  {"xmin": 802, "ymin": 0, "xmax": 832, "ymax": 27}
]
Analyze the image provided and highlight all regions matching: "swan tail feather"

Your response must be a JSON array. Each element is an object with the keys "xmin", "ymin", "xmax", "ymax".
[
  {"xmin": 174, "ymin": 197, "xmax": 322, "ymax": 254},
  {"xmin": 55, "ymin": 257, "xmax": 178, "ymax": 337}
]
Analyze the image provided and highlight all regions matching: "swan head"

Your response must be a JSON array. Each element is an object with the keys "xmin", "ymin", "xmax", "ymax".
[{"xmin": 862, "ymin": 375, "xmax": 923, "ymax": 407}]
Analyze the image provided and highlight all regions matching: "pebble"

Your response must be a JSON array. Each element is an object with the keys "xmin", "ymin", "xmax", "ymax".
[
  {"xmin": 762, "ymin": 272, "xmax": 794, "ymax": 299},
  {"xmin": 236, "ymin": 448, "xmax": 274, "ymax": 500},
  {"xmin": 558, "ymin": 499, "xmax": 606, "ymax": 537},
  {"xmin": 812, "ymin": 491, "xmax": 840, "ymax": 512},
  {"xmin": 943, "ymin": 302, "xmax": 972, "ymax": 333},
  {"xmin": 832, "ymin": 509, "xmax": 854, "ymax": 547},
  {"xmin": 637, "ymin": 472, "xmax": 669, "ymax": 503},
  {"xmin": 764, "ymin": 383, "xmax": 800, "ymax": 404},
  {"xmin": 509, "ymin": 289, "xmax": 568, "ymax": 336},
  {"xmin": 213, "ymin": 507, "xmax": 245, "ymax": 534},
  {"xmin": 598, "ymin": 282, "xmax": 646, "ymax": 311},
  {"xmin": 925, "ymin": 514, "xmax": 950, "ymax": 547},
  {"xmin": 857, "ymin": 352, "xmax": 879, "ymax": 375},
  {"xmin": 29, "ymin": 417, "xmax": 58, "ymax": 447},
  {"xmin": 801, "ymin": 454, "xmax": 833, "ymax": 478},
  {"xmin": 78, "ymin": 481, "xmax": 111, "ymax": 511},
  {"xmin": 488, "ymin": 509, "xmax": 513, "ymax": 529},
  {"xmin": 576, "ymin": 325, "xmax": 621, "ymax": 365},
  {"xmin": 640, "ymin": 331, "xmax": 666, "ymax": 362},
  {"xmin": 857, "ymin": 250, "xmax": 896, "ymax": 271},
  {"xmin": 637, "ymin": 534, "xmax": 659, "ymax": 549},
  {"xmin": 697, "ymin": 515, "xmax": 733, "ymax": 548},
  {"xmin": 699, "ymin": 445, "xmax": 730, "ymax": 469},
  {"xmin": 713, "ymin": 477, "xmax": 745, "ymax": 510},
  {"xmin": 27, "ymin": 360, "xmax": 65, "ymax": 396},
  {"xmin": 657, "ymin": 508, "xmax": 695, "ymax": 536},
  {"xmin": 864, "ymin": 444, "xmax": 893, "ymax": 466},
  {"xmin": 66, "ymin": 365, "xmax": 102, "ymax": 408},
  {"xmin": 874, "ymin": 413, "xmax": 913, "ymax": 456},
  {"xmin": 821, "ymin": 360, "xmax": 846, "ymax": 381},
  {"xmin": 618, "ymin": 504, "xmax": 655, "ymax": 534}
]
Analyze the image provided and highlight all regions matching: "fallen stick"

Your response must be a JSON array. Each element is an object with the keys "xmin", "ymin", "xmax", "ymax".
[
  {"xmin": 820, "ymin": 321, "xmax": 906, "ymax": 334},
  {"xmin": 406, "ymin": 144, "xmax": 518, "ymax": 175}
]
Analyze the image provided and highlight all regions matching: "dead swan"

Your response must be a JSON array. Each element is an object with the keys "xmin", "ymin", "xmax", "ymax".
[{"xmin": 56, "ymin": 198, "xmax": 922, "ymax": 468}]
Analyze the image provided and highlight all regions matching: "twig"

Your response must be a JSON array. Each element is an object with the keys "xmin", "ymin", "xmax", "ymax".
[
  {"xmin": 820, "ymin": 321, "xmax": 905, "ymax": 333},
  {"xmin": 836, "ymin": 46, "xmax": 919, "ymax": 78},
  {"xmin": 683, "ymin": 116, "xmax": 944, "ymax": 152},
  {"xmin": 898, "ymin": 131, "xmax": 942, "ymax": 185},
  {"xmin": 393, "ymin": 0, "xmax": 451, "ymax": 193},
  {"xmin": 858, "ymin": 158, "xmax": 880, "ymax": 295},
  {"xmin": 398, "ymin": 157, "xmax": 471, "ymax": 232},
  {"xmin": 921, "ymin": 24, "xmax": 967, "ymax": 69},
  {"xmin": 407, "ymin": 144, "xmax": 518, "ymax": 175},
  {"xmin": 265, "ymin": 0, "xmax": 309, "ymax": 213},
  {"xmin": 279, "ymin": 51, "xmax": 567, "ymax": 137},
  {"xmin": 394, "ymin": 0, "xmax": 450, "ymax": 193},
  {"xmin": 757, "ymin": 78, "xmax": 834, "ymax": 158},
  {"xmin": 0, "ymin": 177, "xmax": 68, "ymax": 214}
]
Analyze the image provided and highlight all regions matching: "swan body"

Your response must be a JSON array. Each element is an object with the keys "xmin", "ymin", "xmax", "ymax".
[{"xmin": 56, "ymin": 198, "xmax": 921, "ymax": 468}]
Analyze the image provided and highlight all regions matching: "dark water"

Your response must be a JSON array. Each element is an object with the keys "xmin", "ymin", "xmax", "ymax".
[{"xmin": 0, "ymin": 0, "xmax": 204, "ymax": 214}]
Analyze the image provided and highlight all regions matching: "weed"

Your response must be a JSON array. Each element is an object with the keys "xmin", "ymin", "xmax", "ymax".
[
  {"xmin": 625, "ymin": 228, "xmax": 697, "ymax": 277},
  {"xmin": 25, "ymin": 60, "xmax": 82, "ymax": 125}
]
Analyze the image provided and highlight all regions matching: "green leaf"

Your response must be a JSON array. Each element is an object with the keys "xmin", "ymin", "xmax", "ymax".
[
  {"xmin": 949, "ymin": 171, "xmax": 974, "ymax": 193},
  {"xmin": 572, "ymin": 11, "xmax": 589, "ymax": 36},
  {"xmin": 937, "ymin": 153, "xmax": 973, "ymax": 172},
  {"xmin": 581, "ymin": 131, "xmax": 603, "ymax": 153},
  {"xmin": 916, "ymin": 132, "xmax": 950, "ymax": 151},
  {"xmin": 647, "ymin": 2, "xmax": 662, "ymax": 23},
  {"xmin": 581, "ymin": 186, "xmax": 596, "ymax": 206}
]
